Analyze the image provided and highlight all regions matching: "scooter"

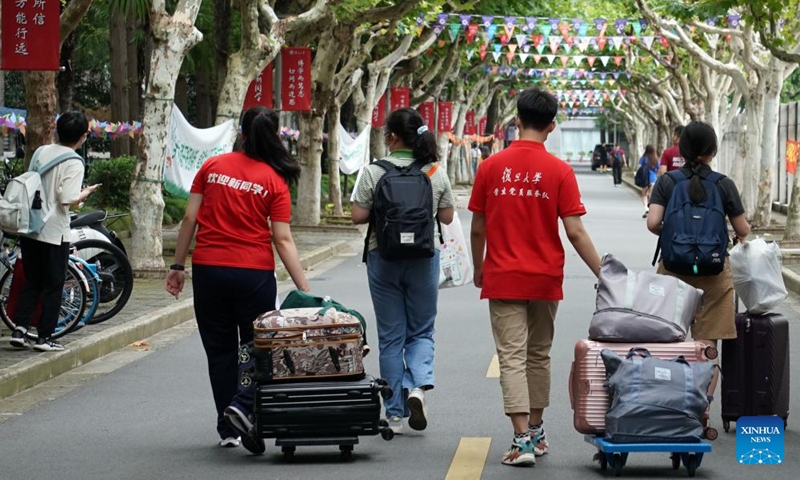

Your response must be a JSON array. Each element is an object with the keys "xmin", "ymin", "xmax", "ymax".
[{"xmin": 70, "ymin": 210, "xmax": 128, "ymax": 255}]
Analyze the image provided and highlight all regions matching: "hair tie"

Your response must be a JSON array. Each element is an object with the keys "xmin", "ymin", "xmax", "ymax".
[{"xmin": 417, "ymin": 125, "xmax": 429, "ymax": 135}]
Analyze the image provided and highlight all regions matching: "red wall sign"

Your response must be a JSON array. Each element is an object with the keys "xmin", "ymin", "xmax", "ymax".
[
  {"xmin": 479, "ymin": 116, "xmax": 488, "ymax": 135},
  {"xmin": 418, "ymin": 102, "xmax": 435, "ymax": 129},
  {"xmin": 437, "ymin": 102, "xmax": 453, "ymax": 133},
  {"xmin": 243, "ymin": 63, "xmax": 274, "ymax": 110},
  {"xmin": 465, "ymin": 110, "xmax": 476, "ymax": 135},
  {"xmin": 1, "ymin": 0, "xmax": 61, "ymax": 70},
  {"xmin": 280, "ymin": 47, "xmax": 312, "ymax": 111},
  {"xmin": 389, "ymin": 87, "xmax": 410, "ymax": 111},
  {"xmin": 372, "ymin": 93, "xmax": 387, "ymax": 127}
]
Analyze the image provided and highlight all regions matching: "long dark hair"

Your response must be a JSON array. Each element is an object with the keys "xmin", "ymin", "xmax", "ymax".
[
  {"xmin": 679, "ymin": 121, "xmax": 718, "ymax": 205},
  {"xmin": 385, "ymin": 107, "xmax": 439, "ymax": 164},
  {"xmin": 644, "ymin": 144, "xmax": 658, "ymax": 169},
  {"xmin": 241, "ymin": 106, "xmax": 301, "ymax": 185}
]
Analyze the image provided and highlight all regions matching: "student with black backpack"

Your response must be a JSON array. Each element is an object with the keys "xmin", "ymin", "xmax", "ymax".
[
  {"xmin": 646, "ymin": 121, "xmax": 750, "ymax": 402},
  {"xmin": 351, "ymin": 108, "xmax": 455, "ymax": 436}
]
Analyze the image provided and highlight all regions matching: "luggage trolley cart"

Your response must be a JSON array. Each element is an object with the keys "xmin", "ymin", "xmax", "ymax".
[{"xmin": 585, "ymin": 435, "xmax": 712, "ymax": 477}]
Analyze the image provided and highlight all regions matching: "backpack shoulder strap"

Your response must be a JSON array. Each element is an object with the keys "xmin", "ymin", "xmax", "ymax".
[
  {"xmin": 426, "ymin": 164, "xmax": 439, "ymax": 178},
  {"xmin": 36, "ymin": 151, "xmax": 84, "ymax": 176},
  {"xmin": 372, "ymin": 159, "xmax": 395, "ymax": 173},
  {"xmin": 666, "ymin": 169, "xmax": 686, "ymax": 183},
  {"xmin": 703, "ymin": 171, "xmax": 725, "ymax": 185}
]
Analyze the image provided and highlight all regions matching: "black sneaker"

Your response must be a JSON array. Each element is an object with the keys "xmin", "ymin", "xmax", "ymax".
[
  {"xmin": 9, "ymin": 327, "xmax": 31, "ymax": 349},
  {"xmin": 224, "ymin": 405, "xmax": 265, "ymax": 455},
  {"xmin": 33, "ymin": 337, "xmax": 66, "ymax": 352}
]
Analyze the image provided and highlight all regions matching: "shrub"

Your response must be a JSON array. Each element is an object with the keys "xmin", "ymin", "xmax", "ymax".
[
  {"xmin": 86, "ymin": 156, "xmax": 136, "ymax": 211},
  {"xmin": 163, "ymin": 196, "xmax": 188, "ymax": 226}
]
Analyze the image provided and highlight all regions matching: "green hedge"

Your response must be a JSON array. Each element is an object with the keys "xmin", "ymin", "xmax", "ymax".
[{"xmin": 86, "ymin": 156, "xmax": 136, "ymax": 211}]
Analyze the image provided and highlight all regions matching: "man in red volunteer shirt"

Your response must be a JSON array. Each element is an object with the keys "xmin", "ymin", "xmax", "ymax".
[
  {"xmin": 469, "ymin": 88, "xmax": 601, "ymax": 467},
  {"xmin": 658, "ymin": 125, "xmax": 685, "ymax": 174}
]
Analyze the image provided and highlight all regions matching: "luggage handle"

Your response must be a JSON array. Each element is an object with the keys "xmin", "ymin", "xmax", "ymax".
[
  {"xmin": 625, "ymin": 347, "xmax": 652, "ymax": 359},
  {"xmin": 282, "ymin": 350, "xmax": 296, "ymax": 374}
]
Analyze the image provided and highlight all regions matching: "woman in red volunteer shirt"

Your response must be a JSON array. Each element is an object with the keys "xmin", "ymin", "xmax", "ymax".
[{"xmin": 165, "ymin": 106, "xmax": 310, "ymax": 449}]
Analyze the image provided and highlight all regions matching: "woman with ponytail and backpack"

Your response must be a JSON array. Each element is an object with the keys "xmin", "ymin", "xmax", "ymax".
[
  {"xmin": 351, "ymin": 108, "xmax": 455, "ymax": 435},
  {"xmin": 165, "ymin": 106, "xmax": 310, "ymax": 450},
  {"xmin": 646, "ymin": 121, "xmax": 750, "ymax": 407}
]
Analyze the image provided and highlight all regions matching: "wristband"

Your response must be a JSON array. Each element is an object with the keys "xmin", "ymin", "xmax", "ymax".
[{"xmin": 169, "ymin": 264, "xmax": 185, "ymax": 271}]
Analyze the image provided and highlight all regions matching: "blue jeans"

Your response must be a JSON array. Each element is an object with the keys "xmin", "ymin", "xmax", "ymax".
[{"xmin": 367, "ymin": 250, "xmax": 439, "ymax": 418}]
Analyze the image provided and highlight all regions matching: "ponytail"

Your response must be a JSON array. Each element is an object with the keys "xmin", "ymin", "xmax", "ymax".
[
  {"xmin": 241, "ymin": 106, "xmax": 301, "ymax": 185},
  {"xmin": 386, "ymin": 107, "xmax": 440, "ymax": 165},
  {"xmin": 679, "ymin": 121, "xmax": 718, "ymax": 205}
]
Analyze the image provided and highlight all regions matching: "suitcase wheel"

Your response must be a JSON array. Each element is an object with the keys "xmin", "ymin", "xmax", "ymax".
[
  {"xmin": 704, "ymin": 426, "xmax": 718, "ymax": 441},
  {"xmin": 282, "ymin": 446, "xmax": 296, "ymax": 460},
  {"xmin": 703, "ymin": 346, "xmax": 718, "ymax": 360},
  {"xmin": 381, "ymin": 428, "xmax": 394, "ymax": 441},
  {"xmin": 723, "ymin": 420, "xmax": 731, "ymax": 433},
  {"xmin": 340, "ymin": 445, "xmax": 354, "ymax": 461}
]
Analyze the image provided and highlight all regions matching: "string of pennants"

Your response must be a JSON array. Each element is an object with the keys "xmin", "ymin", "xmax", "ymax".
[
  {"xmin": 474, "ymin": 51, "xmax": 630, "ymax": 68},
  {"xmin": 549, "ymin": 89, "xmax": 628, "ymax": 108},
  {"xmin": 466, "ymin": 35, "xmax": 668, "ymax": 60}
]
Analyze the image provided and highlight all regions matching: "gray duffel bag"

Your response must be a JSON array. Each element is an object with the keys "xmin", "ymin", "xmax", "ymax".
[
  {"xmin": 601, "ymin": 348, "xmax": 714, "ymax": 444},
  {"xmin": 589, "ymin": 254, "xmax": 703, "ymax": 342}
]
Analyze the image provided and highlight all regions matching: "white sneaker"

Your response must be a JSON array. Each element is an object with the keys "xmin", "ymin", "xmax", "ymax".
[
  {"xmin": 407, "ymin": 388, "xmax": 428, "ymax": 431},
  {"xmin": 218, "ymin": 436, "xmax": 240, "ymax": 448},
  {"xmin": 388, "ymin": 416, "xmax": 404, "ymax": 435}
]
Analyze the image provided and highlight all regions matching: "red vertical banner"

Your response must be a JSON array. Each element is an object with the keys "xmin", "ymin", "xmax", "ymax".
[
  {"xmin": 437, "ymin": 102, "xmax": 452, "ymax": 133},
  {"xmin": 280, "ymin": 47, "xmax": 312, "ymax": 111},
  {"xmin": 243, "ymin": 63, "xmax": 274, "ymax": 110},
  {"xmin": 479, "ymin": 116, "xmax": 488, "ymax": 135},
  {"xmin": 418, "ymin": 102, "xmax": 435, "ymax": 129},
  {"xmin": 389, "ymin": 87, "xmax": 410, "ymax": 111},
  {"xmin": 1, "ymin": 0, "xmax": 60, "ymax": 70},
  {"xmin": 372, "ymin": 93, "xmax": 387, "ymax": 127},
  {"xmin": 465, "ymin": 110, "xmax": 476, "ymax": 135},
  {"xmin": 787, "ymin": 140, "xmax": 800, "ymax": 175}
]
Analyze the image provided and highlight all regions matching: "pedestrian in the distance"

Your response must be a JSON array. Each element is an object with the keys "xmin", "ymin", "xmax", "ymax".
[
  {"xmin": 469, "ymin": 88, "xmax": 601, "ymax": 467},
  {"xmin": 9, "ymin": 111, "xmax": 100, "ymax": 352},
  {"xmin": 639, "ymin": 145, "xmax": 660, "ymax": 218},
  {"xmin": 659, "ymin": 125, "xmax": 685, "ymax": 174},
  {"xmin": 351, "ymin": 108, "xmax": 455, "ymax": 436},
  {"xmin": 165, "ymin": 106, "xmax": 310, "ymax": 451},
  {"xmin": 611, "ymin": 144, "xmax": 625, "ymax": 187},
  {"xmin": 646, "ymin": 121, "xmax": 750, "ymax": 421}
]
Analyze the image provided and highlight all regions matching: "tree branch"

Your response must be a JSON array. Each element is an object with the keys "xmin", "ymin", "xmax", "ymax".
[{"xmin": 60, "ymin": 0, "xmax": 95, "ymax": 45}]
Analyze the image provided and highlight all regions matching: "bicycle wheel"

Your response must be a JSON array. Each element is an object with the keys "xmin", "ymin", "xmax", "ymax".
[
  {"xmin": 71, "ymin": 239, "xmax": 133, "ymax": 324},
  {"xmin": 68, "ymin": 256, "xmax": 101, "ymax": 329},
  {"xmin": 0, "ymin": 260, "xmax": 87, "ymax": 340}
]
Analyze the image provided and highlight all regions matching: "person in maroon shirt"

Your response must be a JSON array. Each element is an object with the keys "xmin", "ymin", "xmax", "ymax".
[{"xmin": 658, "ymin": 125, "xmax": 685, "ymax": 175}]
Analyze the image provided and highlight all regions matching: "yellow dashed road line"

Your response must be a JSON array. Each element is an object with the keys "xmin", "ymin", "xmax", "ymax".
[{"xmin": 445, "ymin": 437, "xmax": 492, "ymax": 480}]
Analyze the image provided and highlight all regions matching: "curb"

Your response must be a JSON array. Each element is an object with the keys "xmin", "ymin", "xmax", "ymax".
[{"xmin": 0, "ymin": 240, "xmax": 353, "ymax": 401}]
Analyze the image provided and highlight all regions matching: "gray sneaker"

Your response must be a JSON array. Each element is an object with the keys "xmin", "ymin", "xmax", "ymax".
[
  {"xmin": 33, "ymin": 337, "xmax": 65, "ymax": 352},
  {"xmin": 388, "ymin": 416, "xmax": 404, "ymax": 435},
  {"xmin": 9, "ymin": 327, "xmax": 31, "ymax": 349}
]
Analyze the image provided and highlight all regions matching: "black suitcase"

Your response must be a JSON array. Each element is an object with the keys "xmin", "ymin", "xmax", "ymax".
[
  {"xmin": 721, "ymin": 312, "xmax": 790, "ymax": 433},
  {"xmin": 254, "ymin": 375, "xmax": 394, "ymax": 459}
]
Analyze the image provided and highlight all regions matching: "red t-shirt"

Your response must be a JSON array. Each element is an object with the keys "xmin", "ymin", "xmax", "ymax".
[
  {"xmin": 190, "ymin": 152, "xmax": 292, "ymax": 270},
  {"xmin": 660, "ymin": 144, "xmax": 684, "ymax": 171},
  {"xmin": 468, "ymin": 141, "xmax": 587, "ymax": 301}
]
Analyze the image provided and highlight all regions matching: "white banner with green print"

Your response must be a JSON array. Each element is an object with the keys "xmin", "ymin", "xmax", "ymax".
[{"xmin": 164, "ymin": 107, "xmax": 235, "ymax": 198}]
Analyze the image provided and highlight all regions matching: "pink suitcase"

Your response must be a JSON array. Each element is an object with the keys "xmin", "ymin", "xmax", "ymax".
[{"xmin": 569, "ymin": 340, "xmax": 718, "ymax": 435}]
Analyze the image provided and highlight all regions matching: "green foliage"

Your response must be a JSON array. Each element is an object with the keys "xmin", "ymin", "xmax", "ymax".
[
  {"xmin": 162, "ymin": 196, "xmax": 188, "ymax": 226},
  {"xmin": 86, "ymin": 156, "xmax": 136, "ymax": 210}
]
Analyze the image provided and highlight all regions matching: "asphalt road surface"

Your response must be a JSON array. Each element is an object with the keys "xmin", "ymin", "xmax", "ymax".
[{"xmin": 0, "ymin": 166, "xmax": 797, "ymax": 479}]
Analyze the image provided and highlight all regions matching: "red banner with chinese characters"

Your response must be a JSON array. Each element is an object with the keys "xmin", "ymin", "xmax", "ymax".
[
  {"xmin": 437, "ymin": 102, "xmax": 452, "ymax": 133},
  {"xmin": 243, "ymin": 63, "xmax": 274, "ymax": 110},
  {"xmin": 465, "ymin": 110, "xmax": 476, "ymax": 135},
  {"xmin": 389, "ymin": 87, "xmax": 410, "ymax": 111},
  {"xmin": 372, "ymin": 93, "xmax": 387, "ymax": 127},
  {"xmin": 787, "ymin": 140, "xmax": 800, "ymax": 175},
  {"xmin": 479, "ymin": 116, "xmax": 487, "ymax": 135},
  {"xmin": 418, "ymin": 102, "xmax": 434, "ymax": 129},
  {"xmin": 1, "ymin": 0, "xmax": 60, "ymax": 70},
  {"xmin": 280, "ymin": 47, "xmax": 311, "ymax": 111}
]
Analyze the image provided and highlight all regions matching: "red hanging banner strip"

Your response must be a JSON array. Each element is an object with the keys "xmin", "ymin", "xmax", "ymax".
[
  {"xmin": 389, "ymin": 87, "xmax": 410, "ymax": 111},
  {"xmin": 372, "ymin": 93, "xmax": 387, "ymax": 127},
  {"xmin": 418, "ymin": 102, "xmax": 435, "ymax": 128},
  {"xmin": 465, "ymin": 110, "xmax": 476, "ymax": 135},
  {"xmin": 437, "ymin": 102, "xmax": 452, "ymax": 133},
  {"xmin": 243, "ymin": 63, "xmax": 274, "ymax": 110},
  {"xmin": 280, "ymin": 47, "xmax": 312, "ymax": 111},
  {"xmin": 1, "ymin": 0, "xmax": 60, "ymax": 70},
  {"xmin": 479, "ymin": 116, "xmax": 487, "ymax": 136}
]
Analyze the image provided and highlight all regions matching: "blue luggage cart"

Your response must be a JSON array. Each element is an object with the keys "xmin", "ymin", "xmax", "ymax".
[{"xmin": 585, "ymin": 435, "xmax": 712, "ymax": 477}]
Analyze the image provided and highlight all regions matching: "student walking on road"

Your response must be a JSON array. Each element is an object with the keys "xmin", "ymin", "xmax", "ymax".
[
  {"xmin": 8, "ymin": 112, "xmax": 99, "ymax": 352},
  {"xmin": 646, "ymin": 121, "xmax": 750, "ymax": 406},
  {"xmin": 469, "ymin": 88, "xmax": 601, "ymax": 467},
  {"xmin": 165, "ymin": 106, "xmax": 310, "ymax": 449},
  {"xmin": 639, "ymin": 145, "xmax": 660, "ymax": 218},
  {"xmin": 659, "ymin": 125, "xmax": 685, "ymax": 174},
  {"xmin": 611, "ymin": 145, "xmax": 626, "ymax": 187},
  {"xmin": 351, "ymin": 108, "xmax": 455, "ymax": 436}
]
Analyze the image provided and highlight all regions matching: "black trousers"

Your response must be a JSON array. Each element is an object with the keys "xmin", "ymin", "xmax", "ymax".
[
  {"xmin": 15, "ymin": 238, "xmax": 69, "ymax": 339},
  {"xmin": 612, "ymin": 164, "xmax": 623, "ymax": 185},
  {"xmin": 191, "ymin": 264, "xmax": 277, "ymax": 439}
]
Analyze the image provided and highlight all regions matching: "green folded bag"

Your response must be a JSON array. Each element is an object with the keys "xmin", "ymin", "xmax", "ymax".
[{"xmin": 280, "ymin": 290, "xmax": 368, "ymax": 335}]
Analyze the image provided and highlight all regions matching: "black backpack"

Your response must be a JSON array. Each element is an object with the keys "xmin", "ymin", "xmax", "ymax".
[{"xmin": 363, "ymin": 159, "xmax": 441, "ymax": 262}]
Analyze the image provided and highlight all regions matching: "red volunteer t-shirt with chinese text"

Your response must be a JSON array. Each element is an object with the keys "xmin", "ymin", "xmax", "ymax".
[
  {"xmin": 660, "ymin": 144, "xmax": 684, "ymax": 171},
  {"xmin": 468, "ymin": 141, "xmax": 587, "ymax": 301},
  {"xmin": 190, "ymin": 152, "xmax": 292, "ymax": 271}
]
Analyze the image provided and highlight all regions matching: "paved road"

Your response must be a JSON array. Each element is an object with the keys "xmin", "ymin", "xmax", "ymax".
[{"xmin": 0, "ymin": 167, "xmax": 797, "ymax": 479}]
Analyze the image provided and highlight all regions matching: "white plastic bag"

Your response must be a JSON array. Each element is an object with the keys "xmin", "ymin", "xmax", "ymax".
[
  {"xmin": 439, "ymin": 211, "xmax": 473, "ymax": 289},
  {"xmin": 729, "ymin": 238, "xmax": 788, "ymax": 314}
]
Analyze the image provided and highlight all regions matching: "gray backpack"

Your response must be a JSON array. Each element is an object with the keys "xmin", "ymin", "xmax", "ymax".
[{"xmin": 601, "ymin": 348, "xmax": 715, "ymax": 444}]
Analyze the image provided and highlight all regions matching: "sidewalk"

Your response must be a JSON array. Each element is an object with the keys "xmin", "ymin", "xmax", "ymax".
[
  {"xmin": 619, "ymin": 168, "xmax": 800, "ymax": 294},
  {"xmin": 0, "ymin": 226, "xmax": 365, "ymax": 400}
]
